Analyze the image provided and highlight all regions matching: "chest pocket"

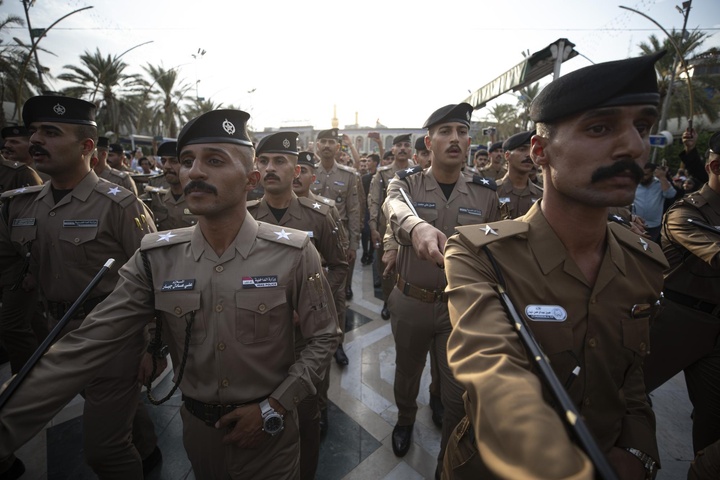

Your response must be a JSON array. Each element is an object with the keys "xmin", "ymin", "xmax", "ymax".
[
  {"xmin": 235, "ymin": 289, "xmax": 288, "ymax": 344},
  {"xmin": 58, "ymin": 227, "xmax": 98, "ymax": 266},
  {"xmin": 417, "ymin": 206, "xmax": 438, "ymax": 225},
  {"xmin": 621, "ymin": 317, "xmax": 649, "ymax": 357},
  {"xmin": 155, "ymin": 292, "xmax": 207, "ymax": 345},
  {"xmin": 9, "ymin": 224, "xmax": 37, "ymax": 249},
  {"xmin": 457, "ymin": 207, "xmax": 485, "ymax": 226}
]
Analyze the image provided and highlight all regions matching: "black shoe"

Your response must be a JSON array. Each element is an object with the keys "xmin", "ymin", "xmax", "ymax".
[
  {"xmin": 320, "ymin": 408, "xmax": 328, "ymax": 435},
  {"xmin": 142, "ymin": 446, "xmax": 163, "ymax": 475},
  {"xmin": 0, "ymin": 458, "xmax": 25, "ymax": 480},
  {"xmin": 334, "ymin": 344, "xmax": 349, "ymax": 366},
  {"xmin": 346, "ymin": 286, "xmax": 353, "ymax": 300},
  {"xmin": 391, "ymin": 424, "xmax": 413, "ymax": 457},
  {"xmin": 429, "ymin": 394, "xmax": 444, "ymax": 428},
  {"xmin": 381, "ymin": 303, "xmax": 390, "ymax": 320}
]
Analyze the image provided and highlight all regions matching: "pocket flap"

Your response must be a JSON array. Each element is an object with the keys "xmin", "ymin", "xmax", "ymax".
[
  {"xmin": 155, "ymin": 292, "xmax": 201, "ymax": 317},
  {"xmin": 235, "ymin": 289, "xmax": 286, "ymax": 314}
]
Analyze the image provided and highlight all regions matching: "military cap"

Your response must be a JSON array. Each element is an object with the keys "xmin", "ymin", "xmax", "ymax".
[
  {"xmin": 177, "ymin": 109, "xmax": 253, "ymax": 153},
  {"xmin": 298, "ymin": 151, "xmax": 316, "ymax": 168},
  {"xmin": 109, "ymin": 143, "xmax": 124, "ymax": 154},
  {"xmin": 393, "ymin": 134, "xmax": 412, "ymax": 145},
  {"xmin": 1, "ymin": 126, "xmax": 29, "ymax": 139},
  {"xmin": 383, "ymin": 151, "xmax": 394, "ymax": 160},
  {"xmin": 502, "ymin": 130, "xmax": 536, "ymax": 151},
  {"xmin": 97, "ymin": 136, "xmax": 109, "ymax": 149},
  {"xmin": 316, "ymin": 128, "xmax": 339, "ymax": 141},
  {"xmin": 530, "ymin": 52, "xmax": 664, "ymax": 124},
  {"xmin": 414, "ymin": 136, "xmax": 428, "ymax": 152},
  {"xmin": 22, "ymin": 95, "xmax": 97, "ymax": 127},
  {"xmin": 708, "ymin": 132, "xmax": 720, "ymax": 155},
  {"xmin": 474, "ymin": 145, "xmax": 488, "ymax": 154},
  {"xmin": 256, "ymin": 131, "xmax": 299, "ymax": 156},
  {"xmin": 422, "ymin": 103, "xmax": 473, "ymax": 129},
  {"xmin": 488, "ymin": 141, "xmax": 503, "ymax": 153},
  {"xmin": 156, "ymin": 141, "xmax": 177, "ymax": 158}
]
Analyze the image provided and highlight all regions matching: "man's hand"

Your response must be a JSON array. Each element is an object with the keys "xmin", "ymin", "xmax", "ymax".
[
  {"xmin": 371, "ymin": 229, "xmax": 381, "ymax": 248},
  {"xmin": 410, "ymin": 223, "xmax": 446, "ymax": 266},
  {"xmin": 217, "ymin": 404, "xmax": 265, "ymax": 449},
  {"xmin": 137, "ymin": 352, "xmax": 167, "ymax": 385},
  {"xmin": 682, "ymin": 128, "xmax": 698, "ymax": 152},
  {"xmin": 607, "ymin": 447, "xmax": 648, "ymax": 480},
  {"xmin": 346, "ymin": 248, "xmax": 356, "ymax": 264},
  {"xmin": 382, "ymin": 249, "xmax": 397, "ymax": 278}
]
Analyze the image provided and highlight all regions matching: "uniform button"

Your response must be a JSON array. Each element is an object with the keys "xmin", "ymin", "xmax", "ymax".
[
  {"xmin": 49, "ymin": 212, "xmax": 56, "ymax": 217},
  {"xmin": 584, "ymin": 397, "xmax": 591, "ymax": 406},
  {"xmin": 258, "ymin": 303, "xmax": 267, "ymax": 312},
  {"xmin": 639, "ymin": 342, "xmax": 646, "ymax": 354},
  {"xmin": 174, "ymin": 307, "xmax": 182, "ymax": 315},
  {"xmin": 221, "ymin": 378, "xmax": 229, "ymax": 388},
  {"xmin": 215, "ymin": 265, "xmax": 224, "ymax": 272},
  {"xmin": 590, "ymin": 298, "xmax": 597, "ymax": 304},
  {"xmin": 215, "ymin": 304, "xmax": 223, "ymax": 313},
  {"xmin": 445, "ymin": 205, "xmax": 449, "ymax": 209},
  {"xmin": 217, "ymin": 342, "xmax": 226, "ymax": 351},
  {"xmin": 588, "ymin": 338, "xmax": 597, "ymax": 348},
  {"xmin": 74, "ymin": 238, "xmax": 80, "ymax": 243},
  {"xmin": 293, "ymin": 396, "xmax": 299, "ymax": 404}
]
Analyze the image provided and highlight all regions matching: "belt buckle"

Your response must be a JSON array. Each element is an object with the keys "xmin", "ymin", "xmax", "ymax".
[{"xmin": 419, "ymin": 289, "xmax": 435, "ymax": 303}]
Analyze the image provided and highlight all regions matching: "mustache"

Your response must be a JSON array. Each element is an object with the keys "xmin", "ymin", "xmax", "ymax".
[
  {"xmin": 264, "ymin": 173, "xmax": 280, "ymax": 182},
  {"xmin": 521, "ymin": 157, "xmax": 533, "ymax": 164},
  {"xmin": 590, "ymin": 159, "xmax": 643, "ymax": 184},
  {"xmin": 29, "ymin": 145, "xmax": 49, "ymax": 156},
  {"xmin": 184, "ymin": 180, "xmax": 217, "ymax": 196}
]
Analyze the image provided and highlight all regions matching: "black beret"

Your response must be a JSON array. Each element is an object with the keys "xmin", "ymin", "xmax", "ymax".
[
  {"xmin": 316, "ymin": 128, "xmax": 339, "ymax": 140},
  {"xmin": 109, "ymin": 143, "xmax": 124, "ymax": 154},
  {"xmin": 530, "ymin": 52, "xmax": 664, "ymax": 123},
  {"xmin": 383, "ymin": 151, "xmax": 394, "ymax": 160},
  {"xmin": 1, "ymin": 126, "xmax": 29, "ymax": 139},
  {"xmin": 96, "ymin": 136, "xmax": 109, "ymax": 149},
  {"xmin": 393, "ymin": 134, "xmax": 412, "ymax": 145},
  {"xmin": 256, "ymin": 131, "xmax": 299, "ymax": 156},
  {"xmin": 22, "ymin": 95, "xmax": 97, "ymax": 127},
  {"xmin": 414, "ymin": 136, "xmax": 428, "ymax": 152},
  {"xmin": 502, "ymin": 130, "xmax": 536, "ymax": 151},
  {"xmin": 474, "ymin": 146, "xmax": 488, "ymax": 154},
  {"xmin": 156, "ymin": 141, "xmax": 177, "ymax": 157},
  {"xmin": 177, "ymin": 109, "xmax": 253, "ymax": 153},
  {"xmin": 709, "ymin": 131, "xmax": 720, "ymax": 155},
  {"xmin": 297, "ymin": 151, "xmax": 316, "ymax": 168},
  {"xmin": 423, "ymin": 103, "xmax": 473, "ymax": 129},
  {"xmin": 488, "ymin": 142, "xmax": 503, "ymax": 153}
]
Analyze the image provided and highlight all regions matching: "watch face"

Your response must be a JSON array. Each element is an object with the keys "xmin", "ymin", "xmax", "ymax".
[{"xmin": 264, "ymin": 414, "xmax": 284, "ymax": 435}]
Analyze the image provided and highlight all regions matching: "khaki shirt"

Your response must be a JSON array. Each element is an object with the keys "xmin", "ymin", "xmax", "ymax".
[
  {"xmin": 97, "ymin": 166, "xmax": 138, "ymax": 196},
  {"xmin": 479, "ymin": 164, "xmax": 507, "ymax": 181},
  {"xmin": 496, "ymin": 175, "xmax": 543, "ymax": 219},
  {"xmin": 368, "ymin": 163, "xmax": 406, "ymax": 233},
  {"xmin": 0, "ymin": 171, "xmax": 155, "ymax": 302},
  {"xmin": 0, "ymin": 158, "xmax": 42, "ymax": 196},
  {"xmin": 311, "ymin": 162, "xmax": 360, "ymax": 249},
  {"xmin": 146, "ymin": 187, "xmax": 197, "ymax": 231},
  {"xmin": 310, "ymin": 193, "xmax": 348, "ymax": 250},
  {"xmin": 384, "ymin": 166, "xmax": 501, "ymax": 291},
  {"xmin": 445, "ymin": 202, "xmax": 667, "ymax": 478},
  {"xmin": 0, "ymin": 217, "xmax": 340, "ymax": 458},
  {"xmin": 662, "ymin": 183, "xmax": 720, "ymax": 303}
]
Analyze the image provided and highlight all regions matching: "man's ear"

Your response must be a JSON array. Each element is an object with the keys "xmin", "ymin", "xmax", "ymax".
[{"xmin": 531, "ymin": 134, "xmax": 548, "ymax": 167}]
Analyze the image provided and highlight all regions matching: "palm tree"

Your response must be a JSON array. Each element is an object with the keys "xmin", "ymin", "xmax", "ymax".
[
  {"xmin": 135, "ymin": 64, "xmax": 192, "ymax": 138},
  {"xmin": 486, "ymin": 103, "xmax": 518, "ymax": 140},
  {"xmin": 182, "ymin": 98, "xmax": 224, "ymax": 123},
  {"xmin": 58, "ymin": 48, "xmax": 143, "ymax": 134},
  {"xmin": 515, "ymin": 83, "xmax": 541, "ymax": 131},
  {"xmin": 639, "ymin": 29, "xmax": 720, "ymax": 126}
]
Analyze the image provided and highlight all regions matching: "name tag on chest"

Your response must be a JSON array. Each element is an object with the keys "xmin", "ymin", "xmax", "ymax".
[
  {"xmin": 12, "ymin": 218, "xmax": 36, "ymax": 227},
  {"xmin": 459, "ymin": 207, "xmax": 482, "ymax": 216},
  {"xmin": 161, "ymin": 279, "xmax": 196, "ymax": 291},
  {"xmin": 525, "ymin": 305, "xmax": 567, "ymax": 322},
  {"xmin": 416, "ymin": 202, "xmax": 436, "ymax": 209},
  {"xmin": 63, "ymin": 219, "xmax": 99, "ymax": 228},
  {"xmin": 242, "ymin": 275, "xmax": 278, "ymax": 288}
]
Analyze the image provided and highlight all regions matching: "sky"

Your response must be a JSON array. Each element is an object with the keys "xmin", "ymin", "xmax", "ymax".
[{"xmin": 2, "ymin": 0, "xmax": 720, "ymax": 133}]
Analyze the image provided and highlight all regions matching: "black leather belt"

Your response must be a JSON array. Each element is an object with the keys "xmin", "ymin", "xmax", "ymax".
[
  {"xmin": 397, "ymin": 277, "xmax": 447, "ymax": 303},
  {"xmin": 182, "ymin": 394, "xmax": 265, "ymax": 426},
  {"xmin": 664, "ymin": 290, "xmax": 720, "ymax": 317},
  {"xmin": 46, "ymin": 295, "xmax": 108, "ymax": 321}
]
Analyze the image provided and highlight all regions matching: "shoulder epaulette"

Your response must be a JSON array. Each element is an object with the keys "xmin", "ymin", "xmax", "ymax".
[
  {"xmin": 95, "ymin": 182, "xmax": 133, "ymax": 204},
  {"xmin": 315, "ymin": 195, "xmax": 336, "ymax": 207},
  {"xmin": 1, "ymin": 184, "xmax": 44, "ymax": 199},
  {"xmin": 397, "ymin": 165, "xmax": 423, "ymax": 180},
  {"xmin": 684, "ymin": 192, "xmax": 708, "ymax": 208},
  {"xmin": 110, "ymin": 169, "xmax": 128, "ymax": 179},
  {"xmin": 140, "ymin": 227, "xmax": 194, "ymax": 251},
  {"xmin": 256, "ymin": 222, "xmax": 308, "ymax": 249},
  {"xmin": 144, "ymin": 185, "xmax": 169, "ymax": 195},
  {"xmin": 378, "ymin": 165, "xmax": 393, "ymax": 172},
  {"xmin": 607, "ymin": 213, "xmax": 631, "ymax": 227},
  {"xmin": 337, "ymin": 164, "xmax": 357, "ymax": 174},
  {"xmin": 246, "ymin": 199, "xmax": 260, "ymax": 209},
  {"xmin": 471, "ymin": 175, "xmax": 497, "ymax": 191},
  {"xmin": 298, "ymin": 195, "xmax": 331, "ymax": 215},
  {"xmin": 455, "ymin": 220, "xmax": 528, "ymax": 250},
  {"xmin": 608, "ymin": 222, "xmax": 669, "ymax": 268},
  {"xmin": 1, "ymin": 158, "xmax": 28, "ymax": 170}
]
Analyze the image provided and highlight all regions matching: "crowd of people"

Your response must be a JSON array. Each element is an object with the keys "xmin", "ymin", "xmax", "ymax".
[{"xmin": 0, "ymin": 50, "xmax": 718, "ymax": 480}]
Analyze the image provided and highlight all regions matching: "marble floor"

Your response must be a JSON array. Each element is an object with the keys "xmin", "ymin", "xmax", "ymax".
[{"xmin": 1, "ymin": 256, "xmax": 696, "ymax": 479}]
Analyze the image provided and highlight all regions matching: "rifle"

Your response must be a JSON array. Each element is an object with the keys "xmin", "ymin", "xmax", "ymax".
[
  {"xmin": 0, "ymin": 259, "xmax": 115, "ymax": 411},
  {"xmin": 482, "ymin": 246, "xmax": 619, "ymax": 480}
]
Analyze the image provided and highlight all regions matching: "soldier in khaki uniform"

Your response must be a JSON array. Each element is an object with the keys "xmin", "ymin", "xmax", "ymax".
[
  {"xmin": 495, "ymin": 130, "xmax": 543, "ymax": 219},
  {"xmin": 383, "ymin": 103, "xmax": 500, "ymax": 474},
  {"xmin": 479, "ymin": 142, "xmax": 506, "ymax": 180},
  {"xmin": 144, "ymin": 141, "xmax": 197, "ymax": 231},
  {"xmin": 93, "ymin": 136, "xmax": 138, "ymax": 195},
  {"xmin": 644, "ymin": 131, "xmax": 720, "ymax": 477},
  {"xmin": 311, "ymin": 128, "xmax": 359, "ymax": 366},
  {"xmin": 0, "ymin": 95, "xmax": 159, "ymax": 479},
  {"xmin": 466, "ymin": 146, "xmax": 488, "ymax": 174},
  {"xmin": 2, "ymin": 125, "xmax": 50, "ymax": 183},
  {"xmin": 0, "ymin": 109, "xmax": 340, "ymax": 480},
  {"xmin": 249, "ymin": 132, "xmax": 347, "ymax": 479},
  {"xmin": 443, "ymin": 53, "xmax": 667, "ymax": 480}
]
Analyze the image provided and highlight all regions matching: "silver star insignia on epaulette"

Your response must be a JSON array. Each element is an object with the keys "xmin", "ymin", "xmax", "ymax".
[
  {"xmin": 322, "ymin": 198, "xmax": 330, "ymax": 204},
  {"xmin": 312, "ymin": 202, "xmax": 321, "ymax": 209},
  {"xmin": 157, "ymin": 231, "xmax": 176, "ymax": 242},
  {"xmin": 613, "ymin": 215, "xmax": 623, "ymax": 221},
  {"xmin": 483, "ymin": 225, "xmax": 498, "ymax": 236},
  {"xmin": 405, "ymin": 167, "xmax": 415, "ymax": 173},
  {"xmin": 108, "ymin": 186, "xmax": 121, "ymax": 196},
  {"xmin": 16, "ymin": 187, "xmax": 26, "ymax": 193},
  {"xmin": 638, "ymin": 237, "xmax": 650, "ymax": 252},
  {"xmin": 480, "ymin": 178, "xmax": 490, "ymax": 185},
  {"xmin": 275, "ymin": 229, "xmax": 291, "ymax": 240}
]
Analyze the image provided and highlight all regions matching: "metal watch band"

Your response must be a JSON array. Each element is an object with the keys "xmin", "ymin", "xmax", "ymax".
[{"xmin": 624, "ymin": 447, "xmax": 656, "ymax": 478}]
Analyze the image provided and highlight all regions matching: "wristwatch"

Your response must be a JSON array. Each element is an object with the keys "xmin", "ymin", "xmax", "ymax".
[
  {"xmin": 259, "ymin": 399, "xmax": 284, "ymax": 436},
  {"xmin": 624, "ymin": 447, "xmax": 657, "ymax": 479}
]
